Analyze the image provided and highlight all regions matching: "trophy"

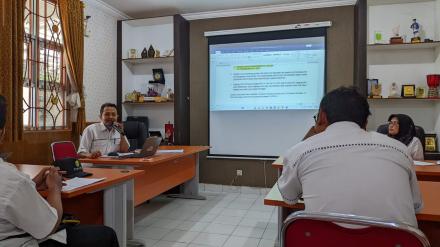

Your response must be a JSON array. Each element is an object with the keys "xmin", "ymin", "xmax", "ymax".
[
  {"xmin": 390, "ymin": 26, "xmax": 403, "ymax": 44},
  {"xmin": 389, "ymin": 82, "xmax": 400, "ymax": 98},
  {"xmin": 410, "ymin": 19, "xmax": 421, "ymax": 43},
  {"xmin": 427, "ymin": 74, "xmax": 440, "ymax": 98}
]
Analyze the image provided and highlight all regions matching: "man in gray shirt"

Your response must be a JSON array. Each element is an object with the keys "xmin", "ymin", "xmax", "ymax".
[{"xmin": 277, "ymin": 87, "xmax": 422, "ymax": 227}]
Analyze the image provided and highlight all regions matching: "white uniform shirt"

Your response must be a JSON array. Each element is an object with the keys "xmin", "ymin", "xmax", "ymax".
[
  {"xmin": 278, "ymin": 122, "xmax": 423, "ymax": 227},
  {"xmin": 408, "ymin": 137, "xmax": 424, "ymax": 161},
  {"xmin": 0, "ymin": 159, "xmax": 65, "ymax": 246},
  {"xmin": 78, "ymin": 122, "xmax": 129, "ymax": 155}
]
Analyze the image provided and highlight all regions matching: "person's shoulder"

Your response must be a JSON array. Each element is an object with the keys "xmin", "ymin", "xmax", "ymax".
[
  {"xmin": 0, "ymin": 162, "xmax": 32, "ymax": 186},
  {"xmin": 283, "ymin": 134, "xmax": 321, "ymax": 166},
  {"xmin": 369, "ymin": 131, "xmax": 412, "ymax": 157},
  {"xmin": 83, "ymin": 123, "xmax": 101, "ymax": 132}
]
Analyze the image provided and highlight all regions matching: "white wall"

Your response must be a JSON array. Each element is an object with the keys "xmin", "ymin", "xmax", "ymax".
[{"xmin": 83, "ymin": 0, "xmax": 127, "ymax": 121}]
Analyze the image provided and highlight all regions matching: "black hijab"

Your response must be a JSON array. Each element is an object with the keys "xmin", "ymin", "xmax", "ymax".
[{"xmin": 387, "ymin": 114, "xmax": 416, "ymax": 146}]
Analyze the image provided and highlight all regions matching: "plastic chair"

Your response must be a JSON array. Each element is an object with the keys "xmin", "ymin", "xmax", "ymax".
[
  {"xmin": 282, "ymin": 211, "xmax": 430, "ymax": 247},
  {"xmin": 51, "ymin": 141, "xmax": 78, "ymax": 161}
]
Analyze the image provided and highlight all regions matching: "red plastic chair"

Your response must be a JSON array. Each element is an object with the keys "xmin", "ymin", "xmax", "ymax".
[
  {"xmin": 282, "ymin": 211, "xmax": 430, "ymax": 247},
  {"xmin": 51, "ymin": 141, "xmax": 78, "ymax": 161}
]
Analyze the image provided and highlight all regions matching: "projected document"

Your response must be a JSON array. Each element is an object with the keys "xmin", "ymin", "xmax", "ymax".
[{"xmin": 210, "ymin": 37, "xmax": 325, "ymax": 111}]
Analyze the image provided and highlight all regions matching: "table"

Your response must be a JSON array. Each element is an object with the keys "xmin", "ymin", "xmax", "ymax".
[
  {"xmin": 17, "ymin": 164, "xmax": 143, "ymax": 247},
  {"xmin": 80, "ymin": 146, "xmax": 209, "ymax": 206},
  {"xmin": 272, "ymin": 157, "xmax": 440, "ymax": 182}
]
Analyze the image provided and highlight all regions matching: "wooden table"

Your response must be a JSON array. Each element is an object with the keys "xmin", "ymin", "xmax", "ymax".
[
  {"xmin": 17, "ymin": 164, "xmax": 144, "ymax": 247},
  {"xmin": 80, "ymin": 146, "xmax": 209, "ymax": 206},
  {"xmin": 272, "ymin": 157, "xmax": 440, "ymax": 182}
]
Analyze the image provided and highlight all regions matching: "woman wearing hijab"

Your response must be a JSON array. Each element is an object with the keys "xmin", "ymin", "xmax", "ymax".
[{"xmin": 388, "ymin": 114, "xmax": 424, "ymax": 160}]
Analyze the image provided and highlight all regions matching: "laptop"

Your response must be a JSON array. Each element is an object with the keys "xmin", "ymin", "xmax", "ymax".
[
  {"xmin": 53, "ymin": 158, "xmax": 93, "ymax": 178},
  {"xmin": 118, "ymin": 136, "xmax": 162, "ymax": 158}
]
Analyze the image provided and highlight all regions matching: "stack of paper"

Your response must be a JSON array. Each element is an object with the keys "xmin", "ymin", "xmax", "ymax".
[
  {"xmin": 62, "ymin": 177, "xmax": 106, "ymax": 192},
  {"xmin": 413, "ymin": 161, "xmax": 435, "ymax": 166},
  {"xmin": 157, "ymin": 149, "xmax": 184, "ymax": 153}
]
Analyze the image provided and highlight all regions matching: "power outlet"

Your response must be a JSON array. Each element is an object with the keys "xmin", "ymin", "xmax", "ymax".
[{"xmin": 236, "ymin": 169, "xmax": 243, "ymax": 176}]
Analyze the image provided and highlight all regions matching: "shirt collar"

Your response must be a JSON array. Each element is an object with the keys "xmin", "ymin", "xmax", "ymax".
[
  {"xmin": 99, "ymin": 122, "xmax": 112, "ymax": 132},
  {"xmin": 325, "ymin": 121, "xmax": 363, "ymax": 133}
]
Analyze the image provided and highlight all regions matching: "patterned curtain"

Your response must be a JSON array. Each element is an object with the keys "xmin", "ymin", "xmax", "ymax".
[
  {"xmin": 0, "ymin": 0, "xmax": 24, "ymax": 141},
  {"xmin": 58, "ymin": 0, "xmax": 85, "ymax": 144}
]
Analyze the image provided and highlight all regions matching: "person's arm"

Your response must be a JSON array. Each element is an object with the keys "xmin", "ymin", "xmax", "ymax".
[
  {"xmin": 33, "ymin": 167, "xmax": 51, "ymax": 191},
  {"xmin": 119, "ymin": 134, "xmax": 130, "ymax": 153},
  {"xmin": 45, "ymin": 168, "xmax": 64, "ymax": 234},
  {"xmin": 409, "ymin": 137, "xmax": 424, "ymax": 161},
  {"xmin": 4, "ymin": 169, "xmax": 62, "ymax": 239},
  {"xmin": 78, "ymin": 126, "xmax": 102, "ymax": 159},
  {"xmin": 277, "ymin": 164, "xmax": 302, "ymax": 205},
  {"xmin": 409, "ymin": 164, "xmax": 423, "ymax": 213}
]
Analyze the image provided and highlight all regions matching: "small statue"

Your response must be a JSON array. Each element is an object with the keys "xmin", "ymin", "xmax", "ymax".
[
  {"xmin": 141, "ymin": 48, "xmax": 148, "ymax": 58},
  {"xmin": 389, "ymin": 82, "xmax": 400, "ymax": 98},
  {"xmin": 390, "ymin": 26, "xmax": 403, "ymax": 44},
  {"xmin": 147, "ymin": 45, "xmax": 155, "ymax": 58},
  {"xmin": 147, "ymin": 87, "xmax": 159, "ymax": 97},
  {"xmin": 154, "ymin": 50, "xmax": 161, "ymax": 58},
  {"xmin": 410, "ymin": 19, "xmax": 421, "ymax": 43}
]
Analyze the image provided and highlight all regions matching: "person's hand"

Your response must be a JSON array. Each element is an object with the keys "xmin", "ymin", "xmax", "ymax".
[
  {"xmin": 90, "ymin": 151, "xmax": 102, "ymax": 159},
  {"xmin": 45, "ymin": 167, "xmax": 63, "ymax": 192},
  {"xmin": 113, "ymin": 122, "xmax": 125, "ymax": 136},
  {"xmin": 33, "ymin": 167, "xmax": 51, "ymax": 191}
]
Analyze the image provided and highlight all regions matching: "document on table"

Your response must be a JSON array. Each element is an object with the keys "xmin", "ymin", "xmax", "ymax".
[
  {"xmin": 414, "ymin": 161, "xmax": 436, "ymax": 166},
  {"xmin": 157, "ymin": 149, "xmax": 184, "ymax": 153},
  {"xmin": 62, "ymin": 177, "xmax": 106, "ymax": 192}
]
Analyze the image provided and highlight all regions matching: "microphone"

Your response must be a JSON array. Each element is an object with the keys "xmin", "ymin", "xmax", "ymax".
[{"xmin": 112, "ymin": 123, "xmax": 125, "ymax": 136}]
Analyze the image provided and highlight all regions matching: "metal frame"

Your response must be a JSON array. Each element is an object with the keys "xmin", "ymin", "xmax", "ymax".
[{"xmin": 281, "ymin": 211, "xmax": 430, "ymax": 247}]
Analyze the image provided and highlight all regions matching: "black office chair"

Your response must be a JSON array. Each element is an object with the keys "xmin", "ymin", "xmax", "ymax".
[
  {"xmin": 126, "ymin": 116, "xmax": 149, "ymax": 134},
  {"xmin": 123, "ymin": 121, "xmax": 148, "ymax": 150},
  {"xmin": 376, "ymin": 124, "xmax": 425, "ymax": 151}
]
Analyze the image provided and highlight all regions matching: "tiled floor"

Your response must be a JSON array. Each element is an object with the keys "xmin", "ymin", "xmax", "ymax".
[{"xmin": 134, "ymin": 188, "xmax": 279, "ymax": 247}]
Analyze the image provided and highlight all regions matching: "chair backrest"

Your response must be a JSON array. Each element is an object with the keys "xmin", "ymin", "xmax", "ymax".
[
  {"xmin": 282, "ymin": 211, "xmax": 430, "ymax": 247},
  {"xmin": 51, "ymin": 141, "xmax": 78, "ymax": 161},
  {"xmin": 126, "ymin": 116, "xmax": 149, "ymax": 134},
  {"xmin": 376, "ymin": 124, "xmax": 426, "ymax": 151},
  {"xmin": 123, "ymin": 121, "xmax": 148, "ymax": 150}
]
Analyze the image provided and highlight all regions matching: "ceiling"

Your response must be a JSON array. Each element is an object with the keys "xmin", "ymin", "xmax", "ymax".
[{"xmin": 99, "ymin": 0, "xmax": 316, "ymax": 18}]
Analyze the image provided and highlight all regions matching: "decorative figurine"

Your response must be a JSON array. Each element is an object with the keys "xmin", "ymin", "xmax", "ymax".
[
  {"xmin": 141, "ymin": 48, "xmax": 148, "ymax": 58},
  {"xmin": 389, "ymin": 82, "xmax": 400, "ymax": 98},
  {"xmin": 147, "ymin": 45, "xmax": 155, "ymax": 58},
  {"xmin": 371, "ymin": 84, "xmax": 382, "ymax": 98},
  {"xmin": 128, "ymin": 49, "xmax": 137, "ymax": 59},
  {"xmin": 147, "ymin": 87, "xmax": 159, "ymax": 97},
  {"xmin": 154, "ymin": 50, "xmax": 161, "ymax": 58},
  {"xmin": 410, "ymin": 19, "xmax": 421, "ymax": 43},
  {"xmin": 390, "ymin": 26, "xmax": 403, "ymax": 44}
]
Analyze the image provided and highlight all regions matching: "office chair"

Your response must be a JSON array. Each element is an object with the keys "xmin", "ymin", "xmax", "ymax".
[
  {"xmin": 126, "ymin": 116, "xmax": 149, "ymax": 134},
  {"xmin": 123, "ymin": 121, "xmax": 148, "ymax": 150},
  {"xmin": 281, "ymin": 211, "xmax": 430, "ymax": 247},
  {"xmin": 51, "ymin": 141, "xmax": 78, "ymax": 161},
  {"xmin": 377, "ymin": 124, "xmax": 426, "ymax": 151}
]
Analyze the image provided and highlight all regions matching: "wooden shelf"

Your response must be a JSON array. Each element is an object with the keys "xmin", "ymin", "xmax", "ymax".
[
  {"xmin": 368, "ymin": 97, "xmax": 440, "ymax": 101},
  {"xmin": 368, "ymin": 0, "xmax": 433, "ymax": 6},
  {"xmin": 123, "ymin": 101, "xmax": 174, "ymax": 105},
  {"xmin": 367, "ymin": 42, "xmax": 440, "ymax": 51},
  {"xmin": 122, "ymin": 56, "xmax": 174, "ymax": 65}
]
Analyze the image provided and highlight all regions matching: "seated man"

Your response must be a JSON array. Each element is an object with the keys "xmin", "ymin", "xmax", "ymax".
[
  {"xmin": 78, "ymin": 103, "xmax": 129, "ymax": 158},
  {"xmin": 0, "ymin": 95, "xmax": 119, "ymax": 246},
  {"xmin": 277, "ymin": 87, "xmax": 422, "ymax": 227}
]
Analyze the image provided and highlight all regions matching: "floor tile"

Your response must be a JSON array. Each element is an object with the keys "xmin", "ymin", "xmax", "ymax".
[
  {"xmin": 176, "ymin": 221, "xmax": 210, "ymax": 232},
  {"xmin": 258, "ymin": 239, "xmax": 277, "ymax": 247},
  {"xmin": 153, "ymin": 240, "xmax": 188, "ymax": 247},
  {"xmin": 223, "ymin": 236, "xmax": 260, "ymax": 247},
  {"xmin": 262, "ymin": 228, "xmax": 278, "ymax": 240},
  {"xmin": 151, "ymin": 219, "xmax": 184, "ymax": 229},
  {"xmin": 203, "ymin": 223, "xmax": 236, "ymax": 235},
  {"xmin": 239, "ymin": 218, "xmax": 269, "ymax": 229},
  {"xmin": 135, "ymin": 226, "xmax": 171, "ymax": 240},
  {"xmin": 162, "ymin": 229, "xmax": 200, "ymax": 243},
  {"xmin": 191, "ymin": 233, "xmax": 229, "ymax": 247},
  {"xmin": 232, "ymin": 226, "xmax": 265, "ymax": 238},
  {"xmin": 212, "ymin": 215, "xmax": 242, "ymax": 225}
]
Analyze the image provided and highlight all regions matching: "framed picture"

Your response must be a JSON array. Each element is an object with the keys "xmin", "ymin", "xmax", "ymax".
[
  {"xmin": 367, "ymin": 79, "xmax": 378, "ymax": 98},
  {"xmin": 425, "ymin": 134, "xmax": 438, "ymax": 152},
  {"xmin": 401, "ymin": 84, "xmax": 416, "ymax": 98},
  {"xmin": 152, "ymin": 68, "xmax": 165, "ymax": 84}
]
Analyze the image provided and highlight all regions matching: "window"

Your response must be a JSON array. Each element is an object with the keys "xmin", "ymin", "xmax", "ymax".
[{"xmin": 23, "ymin": 0, "xmax": 69, "ymax": 130}]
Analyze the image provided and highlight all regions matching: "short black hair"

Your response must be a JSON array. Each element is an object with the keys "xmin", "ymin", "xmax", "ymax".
[
  {"xmin": 100, "ymin": 103, "xmax": 117, "ymax": 116},
  {"xmin": 319, "ymin": 86, "xmax": 371, "ymax": 128},
  {"xmin": 0, "ymin": 95, "xmax": 6, "ymax": 129}
]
